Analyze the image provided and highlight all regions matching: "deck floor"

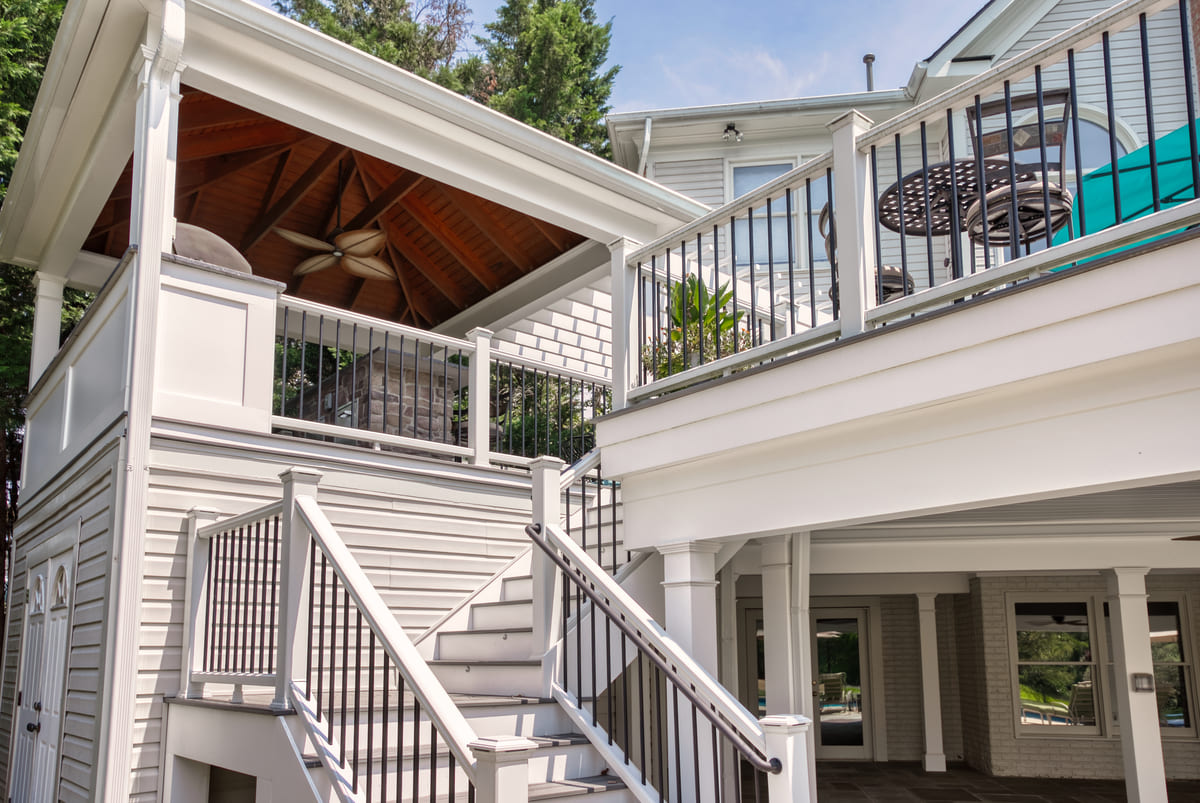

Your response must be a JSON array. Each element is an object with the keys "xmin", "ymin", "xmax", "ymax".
[{"xmin": 815, "ymin": 762, "xmax": 1200, "ymax": 802}]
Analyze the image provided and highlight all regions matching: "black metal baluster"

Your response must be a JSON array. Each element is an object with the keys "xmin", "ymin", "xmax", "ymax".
[
  {"xmin": 746, "ymin": 203, "xmax": 758, "ymax": 347},
  {"xmin": 824, "ymin": 168, "xmax": 837, "ymax": 318},
  {"xmin": 729, "ymin": 217, "xmax": 740, "ymax": 349},
  {"xmin": 680, "ymin": 240, "xmax": 689, "ymax": 367},
  {"xmin": 1102, "ymin": 32, "xmax": 1123, "ymax": 224},
  {"xmin": 381, "ymin": 651, "xmax": 389, "ymax": 803},
  {"xmin": 1138, "ymin": 13, "xmax": 1160, "ymax": 213},
  {"xmin": 692, "ymin": 704, "xmax": 700, "ymax": 803},
  {"xmin": 234, "ymin": 526, "xmax": 247, "ymax": 673},
  {"xmin": 506, "ymin": 362, "xmax": 513, "ymax": 454},
  {"xmin": 317, "ymin": 551, "xmax": 328, "ymax": 722},
  {"xmin": 1180, "ymin": 0, "xmax": 1200, "ymax": 194},
  {"xmin": 442, "ymin": 345, "xmax": 450, "ymax": 443},
  {"xmin": 650, "ymin": 255, "xmax": 660, "ymax": 377},
  {"xmin": 1035, "ymin": 67, "xmax": 1055, "ymax": 250},
  {"xmin": 203, "ymin": 536, "xmax": 214, "ymax": 672},
  {"xmin": 655, "ymin": 664, "xmax": 665, "ymax": 802},
  {"xmin": 316, "ymin": 315, "xmax": 325, "ymax": 423},
  {"xmin": 427, "ymin": 340, "xmax": 435, "ymax": 443},
  {"xmin": 367, "ymin": 630, "xmax": 375, "ymax": 802},
  {"xmin": 665, "ymin": 248, "xmax": 674, "ymax": 370},
  {"xmin": 637, "ymin": 265, "xmax": 647, "ymax": 381},
  {"xmin": 591, "ymin": 580, "xmax": 598, "ymax": 727},
  {"xmin": 353, "ymin": 610, "xmax": 362, "ymax": 792},
  {"xmin": 366, "ymin": 326, "xmax": 373, "ymax": 432},
  {"xmin": 411, "ymin": 701, "xmax": 422, "ymax": 803},
  {"xmin": 561, "ymin": 563, "xmax": 569, "ymax": 690},
  {"xmin": 1068, "ymin": 51, "xmax": 1087, "ymax": 237},
  {"xmin": 697, "ymin": 231, "xmax": 707, "ymax": 361},
  {"xmin": 328, "ymin": 573, "xmax": 338, "ymax": 742},
  {"xmin": 945, "ymin": 106, "xmax": 966, "ymax": 272},
  {"xmin": 341, "ymin": 585, "xmax": 350, "ymax": 766},
  {"xmin": 396, "ymin": 674, "xmax": 405, "ymax": 803},
  {"xmin": 711, "ymin": 722, "xmax": 721, "ymax": 803},
  {"xmin": 785, "ymin": 189, "xmax": 796, "ymax": 335},
  {"xmin": 279, "ymin": 306, "xmax": 289, "ymax": 417},
  {"xmin": 918, "ymin": 121, "xmax": 935, "ymax": 283},
  {"xmin": 429, "ymin": 720, "xmax": 438, "ymax": 803},
  {"xmin": 351, "ymin": 323, "xmax": 359, "ymax": 430},
  {"xmin": 712, "ymin": 224, "xmax": 722, "ymax": 360},
  {"xmin": 638, "ymin": 651, "xmax": 647, "ymax": 784},
  {"xmin": 298, "ymin": 311, "xmax": 307, "ymax": 418},
  {"xmin": 893, "ymin": 135, "xmax": 909, "ymax": 286},
  {"xmin": 382, "ymin": 332, "xmax": 390, "ymax": 437},
  {"xmin": 306, "ymin": 538, "xmax": 315, "ymax": 697},
  {"xmin": 248, "ymin": 521, "xmax": 261, "ymax": 672},
  {"xmin": 268, "ymin": 517, "xmax": 280, "ymax": 673},
  {"xmin": 334, "ymin": 321, "xmax": 342, "ymax": 430},
  {"xmin": 673, "ymin": 685, "xmax": 682, "ymax": 802},
  {"xmin": 766, "ymin": 196, "xmax": 777, "ymax": 341},
  {"xmin": 974, "ymin": 95, "xmax": 993, "ymax": 266}
]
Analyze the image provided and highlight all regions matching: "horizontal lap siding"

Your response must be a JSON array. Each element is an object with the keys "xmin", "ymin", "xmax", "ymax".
[
  {"xmin": 1, "ymin": 440, "xmax": 119, "ymax": 803},
  {"xmin": 132, "ymin": 439, "xmax": 533, "ymax": 800},
  {"xmin": 651, "ymin": 158, "xmax": 724, "ymax": 207}
]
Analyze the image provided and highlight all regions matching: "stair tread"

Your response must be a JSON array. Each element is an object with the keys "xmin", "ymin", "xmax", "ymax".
[
  {"xmin": 429, "ymin": 659, "xmax": 540, "ymax": 666},
  {"xmin": 529, "ymin": 774, "xmax": 626, "ymax": 799},
  {"xmin": 472, "ymin": 599, "xmax": 532, "ymax": 608},
  {"xmin": 439, "ymin": 626, "xmax": 533, "ymax": 637}
]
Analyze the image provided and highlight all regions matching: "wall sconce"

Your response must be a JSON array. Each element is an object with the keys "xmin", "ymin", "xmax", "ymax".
[
  {"xmin": 722, "ymin": 123, "xmax": 743, "ymax": 143},
  {"xmin": 1131, "ymin": 673, "xmax": 1156, "ymax": 693}
]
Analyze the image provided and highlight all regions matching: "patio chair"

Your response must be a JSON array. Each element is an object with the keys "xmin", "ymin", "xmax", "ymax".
[
  {"xmin": 1067, "ymin": 680, "xmax": 1096, "ymax": 726},
  {"xmin": 820, "ymin": 203, "xmax": 914, "ymax": 314},
  {"xmin": 818, "ymin": 671, "xmax": 848, "ymax": 711},
  {"xmin": 964, "ymin": 89, "xmax": 1074, "ymax": 248}
]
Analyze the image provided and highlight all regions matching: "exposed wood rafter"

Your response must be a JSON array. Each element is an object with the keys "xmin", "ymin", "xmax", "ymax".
[
  {"xmin": 437, "ymin": 185, "xmax": 535, "ymax": 272},
  {"xmin": 241, "ymin": 141, "xmax": 347, "ymax": 252}
]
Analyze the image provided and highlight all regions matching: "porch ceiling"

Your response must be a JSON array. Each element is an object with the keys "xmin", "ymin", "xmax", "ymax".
[{"xmin": 84, "ymin": 87, "xmax": 585, "ymax": 328}]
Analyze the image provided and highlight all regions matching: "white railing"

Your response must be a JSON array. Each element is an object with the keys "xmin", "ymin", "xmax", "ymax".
[
  {"xmin": 181, "ymin": 469, "xmax": 549, "ymax": 803},
  {"xmin": 274, "ymin": 295, "xmax": 611, "ymax": 468},
  {"xmin": 623, "ymin": 0, "xmax": 1199, "ymax": 401}
]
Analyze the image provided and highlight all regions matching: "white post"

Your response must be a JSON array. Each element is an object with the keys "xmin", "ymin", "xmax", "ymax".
[
  {"xmin": 791, "ymin": 531, "xmax": 817, "ymax": 803},
  {"xmin": 1106, "ymin": 567, "xmax": 1168, "ymax": 803},
  {"xmin": 180, "ymin": 508, "xmax": 219, "ymax": 700},
  {"xmin": 761, "ymin": 536, "xmax": 796, "ymax": 714},
  {"xmin": 531, "ymin": 456, "xmax": 565, "ymax": 692},
  {"xmin": 467, "ymin": 327, "xmax": 493, "ymax": 467},
  {"xmin": 827, "ymin": 110, "xmax": 877, "ymax": 337},
  {"xmin": 660, "ymin": 541, "xmax": 721, "ymax": 803},
  {"xmin": 608, "ymin": 237, "xmax": 639, "ymax": 410},
  {"xmin": 29, "ymin": 272, "xmax": 65, "ymax": 386},
  {"xmin": 916, "ymin": 592, "xmax": 946, "ymax": 772},
  {"xmin": 276, "ymin": 467, "xmax": 322, "ymax": 710},
  {"xmin": 97, "ymin": 10, "xmax": 185, "ymax": 801},
  {"xmin": 470, "ymin": 736, "xmax": 539, "ymax": 803},
  {"xmin": 761, "ymin": 714, "xmax": 813, "ymax": 803}
]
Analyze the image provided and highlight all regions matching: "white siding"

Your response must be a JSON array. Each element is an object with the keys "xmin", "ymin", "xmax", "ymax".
[{"xmin": 651, "ymin": 158, "xmax": 725, "ymax": 207}]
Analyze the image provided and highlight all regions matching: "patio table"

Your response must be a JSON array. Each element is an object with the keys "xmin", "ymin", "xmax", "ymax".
[{"xmin": 877, "ymin": 157, "xmax": 1040, "ymax": 237}]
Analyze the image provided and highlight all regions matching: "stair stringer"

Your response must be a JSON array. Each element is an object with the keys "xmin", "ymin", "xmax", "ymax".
[
  {"xmin": 414, "ymin": 549, "xmax": 532, "ymax": 659},
  {"xmin": 550, "ymin": 684, "xmax": 659, "ymax": 803},
  {"xmin": 290, "ymin": 682, "xmax": 363, "ymax": 803}
]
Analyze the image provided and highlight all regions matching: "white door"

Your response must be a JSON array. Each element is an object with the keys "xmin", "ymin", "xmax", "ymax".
[
  {"xmin": 811, "ymin": 608, "xmax": 872, "ymax": 760},
  {"xmin": 10, "ymin": 551, "xmax": 72, "ymax": 802}
]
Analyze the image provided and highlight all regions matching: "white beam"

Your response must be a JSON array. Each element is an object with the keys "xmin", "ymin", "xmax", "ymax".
[
  {"xmin": 916, "ymin": 593, "xmax": 946, "ymax": 772},
  {"xmin": 1106, "ymin": 568, "xmax": 1168, "ymax": 803}
]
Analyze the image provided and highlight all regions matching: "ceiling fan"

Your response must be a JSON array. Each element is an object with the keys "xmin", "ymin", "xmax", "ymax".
[
  {"xmin": 1172, "ymin": 534, "xmax": 1200, "ymax": 541},
  {"xmin": 1051, "ymin": 614, "xmax": 1088, "ymax": 627},
  {"xmin": 273, "ymin": 160, "xmax": 395, "ymax": 282}
]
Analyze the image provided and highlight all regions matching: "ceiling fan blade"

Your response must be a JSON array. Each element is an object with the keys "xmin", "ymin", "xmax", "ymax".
[
  {"xmin": 335, "ymin": 229, "xmax": 387, "ymax": 257},
  {"xmin": 1172, "ymin": 534, "xmax": 1200, "ymax": 541},
  {"xmin": 274, "ymin": 227, "xmax": 335, "ymax": 252},
  {"xmin": 341, "ymin": 254, "xmax": 396, "ymax": 281},
  {"xmin": 294, "ymin": 253, "xmax": 340, "ymax": 275}
]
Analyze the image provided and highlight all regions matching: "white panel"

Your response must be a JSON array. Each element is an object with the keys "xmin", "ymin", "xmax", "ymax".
[
  {"xmin": 23, "ymin": 376, "xmax": 67, "ymax": 491},
  {"xmin": 156, "ymin": 284, "xmax": 249, "ymax": 406},
  {"xmin": 66, "ymin": 290, "xmax": 128, "ymax": 446}
]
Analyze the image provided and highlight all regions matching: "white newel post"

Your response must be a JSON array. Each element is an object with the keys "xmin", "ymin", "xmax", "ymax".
[
  {"xmin": 470, "ymin": 736, "xmax": 539, "ymax": 803},
  {"xmin": 827, "ymin": 110, "xmax": 877, "ymax": 337},
  {"xmin": 761, "ymin": 714, "xmax": 813, "ymax": 802},
  {"xmin": 468, "ymin": 327, "xmax": 493, "ymax": 466},
  {"xmin": 180, "ymin": 508, "xmax": 219, "ymax": 700},
  {"xmin": 1106, "ymin": 567, "xmax": 1168, "ymax": 803},
  {"xmin": 29, "ymin": 272, "xmax": 65, "ymax": 386},
  {"xmin": 607, "ymin": 237, "xmax": 639, "ymax": 411},
  {"xmin": 761, "ymin": 536, "xmax": 797, "ymax": 713},
  {"xmin": 531, "ymin": 457, "xmax": 565, "ymax": 692},
  {"xmin": 277, "ymin": 467, "xmax": 323, "ymax": 710},
  {"xmin": 98, "ymin": 6, "xmax": 185, "ymax": 800},
  {"xmin": 916, "ymin": 593, "xmax": 946, "ymax": 772}
]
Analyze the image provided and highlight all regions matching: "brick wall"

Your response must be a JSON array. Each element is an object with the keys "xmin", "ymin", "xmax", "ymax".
[
  {"xmin": 968, "ymin": 573, "xmax": 1200, "ymax": 780},
  {"xmin": 957, "ymin": 587, "xmax": 992, "ymax": 771}
]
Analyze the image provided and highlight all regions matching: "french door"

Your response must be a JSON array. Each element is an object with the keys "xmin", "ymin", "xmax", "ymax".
[{"xmin": 811, "ymin": 608, "xmax": 872, "ymax": 760}]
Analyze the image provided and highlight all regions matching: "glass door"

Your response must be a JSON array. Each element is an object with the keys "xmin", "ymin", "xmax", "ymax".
[{"xmin": 812, "ymin": 608, "xmax": 871, "ymax": 759}]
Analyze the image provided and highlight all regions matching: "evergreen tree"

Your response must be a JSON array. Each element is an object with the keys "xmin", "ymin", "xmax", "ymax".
[
  {"xmin": 479, "ymin": 0, "xmax": 617, "ymax": 156},
  {"xmin": 274, "ymin": 0, "xmax": 474, "ymax": 85}
]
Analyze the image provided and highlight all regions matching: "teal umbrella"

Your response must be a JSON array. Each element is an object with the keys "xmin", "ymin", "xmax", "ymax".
[{"xmin": 1053, "ymin": 117, "xmax": 1199, "ymax": 245}]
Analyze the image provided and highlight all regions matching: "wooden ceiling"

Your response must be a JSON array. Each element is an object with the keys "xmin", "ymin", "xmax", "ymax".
[{"xmin": 84, "ymin": 86, "xmax": 585, "ymax": 328}]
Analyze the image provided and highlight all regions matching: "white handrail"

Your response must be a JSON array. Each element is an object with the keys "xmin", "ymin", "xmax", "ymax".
[
  {"xmin": 195, "ymin": 501, "xmax": 283, "ymax": 540},
  {"xmin": 295, "ymin": 495, "xmax": 480, "ymax": 782},
  {"xmin": 538, "ymin": 521, "xmax": 769, "ymax": 755},
  {"xmin": 279, "ymin": 294, "xmax": 475, "ymax": 354},
  {"xmin": 559, "ymin": 448, "xmax": 603, "ymax": 490}
]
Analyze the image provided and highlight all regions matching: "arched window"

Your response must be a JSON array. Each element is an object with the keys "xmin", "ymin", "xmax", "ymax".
[{"xmin": 1065, "ymin": 118, "xmax": 1130, "ymax": 175}]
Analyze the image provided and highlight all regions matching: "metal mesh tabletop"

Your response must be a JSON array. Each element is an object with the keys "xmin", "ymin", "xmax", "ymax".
[{"xmin": 877, "ymin": 158, "xmax": 1041, "ymax": 237}]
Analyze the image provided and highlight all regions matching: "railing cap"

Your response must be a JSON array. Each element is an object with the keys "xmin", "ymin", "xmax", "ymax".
[
  {"xmin": 279, "ymin": 466, "xmax": 323, "ymax": 484},
  {"xmin": 468, "ymin": 735, "xmax": 540, "ymax": 754},
  {"xmin": 760, "ymin": 714, "xmax": 813, "ymax": 733},
  {"xmin": 466, "ymin": 326, "xmax": 494, "ymax": 340}
]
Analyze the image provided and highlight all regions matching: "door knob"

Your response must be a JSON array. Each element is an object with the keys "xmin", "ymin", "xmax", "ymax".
[
  {"xmin": 25, "ymin": 722, "xmax": 39, "ymax": 733},
  {"xmin": 32, "ymin": 701, "xmax": 41, "ymax": 712}
]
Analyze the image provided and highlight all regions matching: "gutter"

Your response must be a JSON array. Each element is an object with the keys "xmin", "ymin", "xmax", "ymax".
[{"xmin": 636, "ymin": 117, "xmax": 652, "ymax": 176}]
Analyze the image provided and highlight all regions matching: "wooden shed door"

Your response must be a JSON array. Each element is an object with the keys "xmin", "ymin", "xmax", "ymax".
[{"xmin": 11, "ymin": 551, "xmax": 72, "ymax": 803}]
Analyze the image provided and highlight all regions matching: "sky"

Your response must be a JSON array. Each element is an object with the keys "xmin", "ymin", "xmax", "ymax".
[{"xmin": 472, "ymin": 0, "xmax": 980, "ymax": 114}]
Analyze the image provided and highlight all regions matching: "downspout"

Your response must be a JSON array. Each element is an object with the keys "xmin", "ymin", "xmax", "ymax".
[{"xmin": 636, "ymin": 116, "xmax": 652, "ymax": 177}]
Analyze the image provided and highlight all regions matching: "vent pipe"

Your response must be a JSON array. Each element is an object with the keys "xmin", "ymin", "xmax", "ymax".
[{"xmin": 863, "ymin": 53, "xmax": 876, "ymax": 91}]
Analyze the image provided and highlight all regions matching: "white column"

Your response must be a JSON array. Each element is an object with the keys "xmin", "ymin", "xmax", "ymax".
[
  {"xmin": 790, "ymin": 531, "xmax": 817, "ymax": 803},
  {"xmin": 761, "ymin": 536, "xmax": 797, "ymax": 714},
  {"xmin": 98, "ymin": 9, "xmax": 185, "ymax": 802},
  {"xmin": 278, "ymin": 467, "xmax": 322, "ymax": 710},
  {"xmin": 29, "ymin": 272, "xmax": 65, "ymax": 386},
  {"xmin": 1106, "ymin": 567, "xmax": 1168, "ymax": 803},
  {"xmin": 660, "ymin": 541, "xmax": 721, "ymax": 803},
  {"xmin": 762, "ymin": 714, "xmax": 814, "ymax": 803},
  {"xmin": 467, "ymin": 326, "xmax": 493, "ymax": 466},
  {"xmin": 826, "ymin": 110, "xmax": 877, "ymax": 337},
  {"xmin": 470, "ymin": 736, "xmax": 539, "ymax": 803},
  {"xmin": 916, "ymin": 593, "xmax": 946, "ymax": 772},
  {"xmin": 530, "ymin": 456, "xmax": 565, "ymax": 693},
  {"xmin": 608, "ymin": 236, "xmax": 639, "ymax": 410}
]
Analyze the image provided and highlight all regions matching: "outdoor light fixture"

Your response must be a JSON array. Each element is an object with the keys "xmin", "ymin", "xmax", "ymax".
[
  {"xmin": 722, "ymin": 123, "xmax": 743, "ymax": 143},
  {"xmin": 1131, "ymin": 673, "xmax": 1156, "ymax": 692}
]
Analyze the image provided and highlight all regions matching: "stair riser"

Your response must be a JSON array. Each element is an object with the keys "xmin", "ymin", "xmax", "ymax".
[
  {"xmin": 437, "ymin": 629, "xmax": 533, "ymax": 661},
  {"xmin": 500, "ymin": 576, "xmax": 532, "ymax": 600},
  {"xmin": 314, "ymin": 742, "xmax": 602, "ymax": 785},
  {"xmin": 328, "ymin": 701, "xmax": 571, "ymax": 736},
  {"xmin": 469, "ymin": 602, "xmax": 533, "ymax": 630},
  {"xmin": 430, "ymin": 662, "xmax": 543, "ymax": 697}
]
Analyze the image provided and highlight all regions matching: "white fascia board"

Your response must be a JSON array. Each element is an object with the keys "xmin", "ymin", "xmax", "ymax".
[
  {"xmin": 182, "ymin": 0, "xmax": 707, "ymax": 243},
  {"xmin": 0, "ymin": 0, "xmax": 144, "ymax": 268},
  {"xmin": 922, "ymin": 0, "xmax": 1060, "ymax": 79}
]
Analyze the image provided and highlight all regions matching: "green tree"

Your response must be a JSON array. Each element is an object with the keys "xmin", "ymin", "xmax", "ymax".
[
  {"xmin": 479, "ymin": 0, "xmax": 617, "ymax": 156},
  {"xmin": 273, "ymin": 0, "xmax": 473, "ymax": 84}
]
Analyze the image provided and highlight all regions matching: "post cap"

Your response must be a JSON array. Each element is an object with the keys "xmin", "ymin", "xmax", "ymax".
[{"xmin": 468, "ymin": 735, "xmax": 540, "ymax": 754}]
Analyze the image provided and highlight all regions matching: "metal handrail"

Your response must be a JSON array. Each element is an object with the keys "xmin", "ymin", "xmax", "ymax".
[{"xmin": 526, "ymin": 522, "xmax": 781, "ymax": 775}]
